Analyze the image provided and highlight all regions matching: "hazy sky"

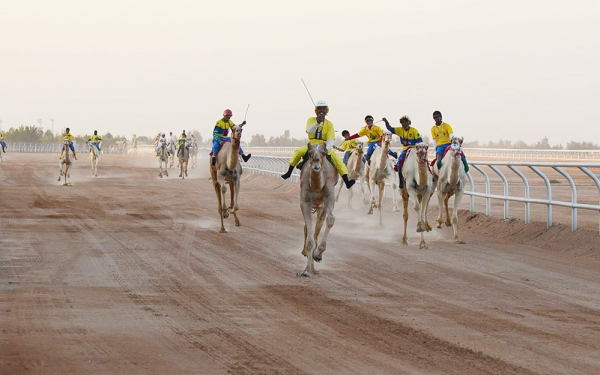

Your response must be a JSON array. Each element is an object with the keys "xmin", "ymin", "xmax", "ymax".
[{"xmin": 1, "ymin": 0, "xmax": 598, "ymax": 146}]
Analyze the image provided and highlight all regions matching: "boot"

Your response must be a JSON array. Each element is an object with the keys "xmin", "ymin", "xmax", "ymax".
[
  {"xmin": 398, "ymin": 169, "xmax": 404, "ymax": 189},
  {"xmin": 241, "ymin": 153, "xmax": 251, "ymax": 162},
  {"xmin": 462, "ymin": 159, "xmax": 469, "ymax": 173},
  {"xmin": 342, "ymin": 174, "xmax": 355, "ymax": 189},
  {"xmin": 365, "ymin": 152, "xmax": 372, "ymax": 165},
  {"xmin": 389, "ymin": 150, "xmax": 398, "ymax": 159},
  {"xmin": 436, "ymin": 159, "xmax": 442, "ymax": 170},
  {"xmin": 211, "ymin": 156, "xmax": 217, "ymax": 166},
  {"xmin": 281, "ymin": 165, "xmax": 294, "ymax": 179},
  {"xmin": 59, "ymin": 150, "xmax": 63, "ymax": 159}
]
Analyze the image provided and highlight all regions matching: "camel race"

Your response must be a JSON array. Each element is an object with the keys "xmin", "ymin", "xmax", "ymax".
[{"xmin": 2, "ymin": 1, "xmax": 600, "ymax": 374}]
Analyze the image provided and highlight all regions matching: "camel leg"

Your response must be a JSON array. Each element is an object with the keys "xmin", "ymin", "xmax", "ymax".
[
  {"xmin": 213, "ymin": 181, "xmax": 227, "ymax": 233},
  {"xmin": 444, "ymin": 194, "xmax": 452, "ymax": 227},
  {"xmin": 378, "ymin": 181, "xmax": 384, "ymax": 226},
  {"xmin": 452, "ymin": 191, "xmax": 466, "ymax": 244},
  {"xmin": 401, "ymin": 188, "xmax": 409, "ymax": 245},
  {"xmin": 230, "ymin": 179, "xmax": 241, "ymax": 227},
  {"xmin": 436, "ymin": 189, "xmax": 445, "ymax": 228},
  {"xmin": 313, "ymin": 207, "xmax": 334, "ymax": 262},
  {"xmin": 367, "ymin": 178, "xmax": 376, "ymax": 215},
  {"xmin": 220, "ymin": 184, "xmax": 229, "ymax": 220},
  {"xmin": 299, "ymin": 203, "xmax": 315, "ymax": 277}
]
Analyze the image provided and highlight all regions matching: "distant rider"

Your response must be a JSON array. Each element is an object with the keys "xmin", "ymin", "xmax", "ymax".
[{"xmin": 59, "ymin": 127, "xmax": 78, "ymax": 160}]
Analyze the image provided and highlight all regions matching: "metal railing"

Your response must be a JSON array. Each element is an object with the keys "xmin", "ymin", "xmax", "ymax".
[{"xmin": 243, "ymin": 154, "xmax": 600, "ymax": 235}]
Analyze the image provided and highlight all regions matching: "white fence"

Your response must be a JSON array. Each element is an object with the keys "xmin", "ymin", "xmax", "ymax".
[{"xmin": 242, "ymin": 152, "xmax": 600, "ymax": 235}]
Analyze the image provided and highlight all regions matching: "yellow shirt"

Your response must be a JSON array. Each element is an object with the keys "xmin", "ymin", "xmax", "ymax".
[
  {"xmin": 358, "ymin": 125, "xmax": 383, "ymax": 143},
  {"xmin": 431, "ymin": 122, "xmax": 454, "ymax": 146},
  {"xmin": 340, "ymin": 139, "xmax": 358, "ymax": 151},
  {"xmin": 63, "ymin": 133, "xmax": 74, "ymax": 142},
  {"xmin": 306, "ymin": 117, "xmax": 335, "ymax": 145}
]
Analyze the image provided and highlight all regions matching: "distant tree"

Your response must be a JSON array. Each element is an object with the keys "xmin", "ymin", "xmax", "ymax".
[
  {"xmin": 513, "ymin": 140, "xmax": 530, "ymax": 149},
  {"xmin": 4, "ymin": 125, "xmax": 43, "ymax": 142},
  {"xmin": 566, "ymin": 141, "xmax": 599, "ymax": 150},
  {"xmin": 462, "ymin": 139, "xmax": 480, "ymax": 148},
  {"xmin": 249, "ymin": 133, "xmax": 267, "ymax": 146},
  {"xmin": 533, "ymin": 137, "xmax": 551, "ymax": 149}
]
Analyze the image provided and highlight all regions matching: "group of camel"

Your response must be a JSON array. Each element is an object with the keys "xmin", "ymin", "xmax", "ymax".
[
  {"xmin": 158, "ymin": 140, "xmax": 198, "ymax": 180},
  {"xmin": 209, "ymin": 126, "xmax": 467, "ymax": 277}
]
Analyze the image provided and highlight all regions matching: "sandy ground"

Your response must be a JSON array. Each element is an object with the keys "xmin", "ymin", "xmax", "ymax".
[{"xmin": 1, "ymin": 153, "xmax": 599, "ymax": 375}]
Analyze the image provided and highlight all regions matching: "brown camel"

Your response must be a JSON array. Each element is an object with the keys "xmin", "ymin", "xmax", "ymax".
[
  {"xmin": 335, "ymin": 141, "xmax": 368, "ymax": 210},
  {"xmin": 298, "ymin": 143, "xmax": 339, "ymax": 277},
  {"xmin": 433, "ymin": 136, "xmax": 467, "ymax": 244},
  {"xmin": 400, "ymin": 142, "xmax": 435, "ymax": 249},
  {"xmin": 210, "ymin": 125, "xmax": 244, "ymax": 233},
  {"xmin": 365, "ymin": 131, "xmax": 400, "ymax": 226}
]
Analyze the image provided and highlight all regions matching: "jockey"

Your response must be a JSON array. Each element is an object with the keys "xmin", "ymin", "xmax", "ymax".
[
  {"xmin": 169, "ymin": 132, "xmax": 177, "ymax": 147},
  {"xmin": 431, "ymin": 110, "xmax": 469, "ymax": 172},
  {"xmin": 384, "ymin": 115, "xmax": 423, "ymax": 189},
  {"xmin": 87, "ymin": 130, "xmax": 102, "ymax": 153},
  {"xmin": 59, "ymin": 127, "xmax": 78, "ymax": 160},
  {"xmin": 333, "ymin": 130, "xmax": 362, "ymax": 165},
  {"xmin": 280, "ymin": 100, "xmax": 355, "ymax": 189},
  {"xmin": 155, "ymin": 133, "xmax": 169, "ymax": 156},
  {"xmin": 210, "ymin": 109, "xmax": 251, "ymax": 166},
  {"xmin": 0, "ymin": 132, "xmax": 6, "ymax": 153},
  {"xmin": 346, "ymin": 115, "xmax": 397, "ymax": 165}
]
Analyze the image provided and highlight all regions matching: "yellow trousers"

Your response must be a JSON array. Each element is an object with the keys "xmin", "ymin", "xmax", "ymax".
[{"xmin": 289, "ymin": 145, "xmax": 349, "ymax": 176}]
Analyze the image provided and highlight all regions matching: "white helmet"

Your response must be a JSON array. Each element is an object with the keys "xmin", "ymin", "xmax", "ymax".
[{"xmin": 314, "ymin": 100, "xmax": 329, "ymax": 114}]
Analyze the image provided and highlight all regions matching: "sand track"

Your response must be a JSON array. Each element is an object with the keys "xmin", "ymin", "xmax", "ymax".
[{"xmin": 1, "ymin": 153, "xmax": 599, "ymax": 374}]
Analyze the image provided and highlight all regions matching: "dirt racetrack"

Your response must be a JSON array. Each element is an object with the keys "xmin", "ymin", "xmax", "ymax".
[{"xmin": 1, "ymin": 153, "xmax": 600, "ymax": 375}]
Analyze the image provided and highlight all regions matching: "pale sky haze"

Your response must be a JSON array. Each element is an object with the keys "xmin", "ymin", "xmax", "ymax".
[{"xmin": 1, "ymin": 0, "xmax": 599, "ymax": 146}]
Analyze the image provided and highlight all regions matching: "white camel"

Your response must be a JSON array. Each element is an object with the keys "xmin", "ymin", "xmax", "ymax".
[
  {"xmin": 365, "ymin": 131, "xmax": 400, "ymax": 226},
  {"xmin": 168, "ymin": 140, "xmax": 177, "ymax": 168},
  {"xmin": 87, "ymin": 141, "xmax": 100, "ymax": 177},
  {"xmin": 157, "ymin": 141, "xmax": 169, "ymax": 178},
  {"xmin": 298, "ymin": 143, "xmax": 339, "ymax": 277},
  {"xmin": 400, "ymin": 142, "xmax": 435, "ymax": 249},
  {"xmin": 210, "ymin": 125, "xmax": 244, "ymax": 233},
  {"xmin": 177, "ymin": 141, "xmax": 189, "ymax": 179},
  {"xmin": 58, "ymin": 139, "xmax": 72, "ymax": 186},
  {"xmin": 433, "ymin": 136, "xmax": 467, "ymax": 244},
  {"xmin": 335, "ymin": 141, "xmax": 368, "ymax": 209}
]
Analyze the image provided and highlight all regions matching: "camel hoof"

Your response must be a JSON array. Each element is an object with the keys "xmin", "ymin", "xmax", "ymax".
[
  {"xmin": 297, "ymin": 271, "xmax": 312, "ymax": 277},
  {"xmin": 219, "ymin": 229, "xmax": 227, "ymax": 233},
  {"xmin": 455, "ymin": 239, "xmax": 466, "ymax": 244},
  {"xmin": 420, "ymin": 243, "xmax": 428, "ymax": 249},
  {"xmin": 235, "ymin": 222, "xmax": 241, "ymax": 227}
]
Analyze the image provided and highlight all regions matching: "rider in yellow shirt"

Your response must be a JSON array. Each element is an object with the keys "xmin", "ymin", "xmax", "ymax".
[
  {"xmin": 59, "ymin": 128, "xmax": 77, "ymax": 160},
  {"xmin": 333, "ymin": 130, "xmax": 361, "ymax": 164},
  {"xmin": 347, "ymin": 115, "xmax": 397, "ymax": 164},
  {"xmin": 87, "ymin": 130, "xmax": 102, "ymax": 153},
  {"xmin": 211, "ymin": 109, "xmax": 251, "ymax": 166},
  {"xmin": 431, "ymin": 110, "xmax": 468, "ymax": 172},
  {"xmin": 0, "ymin": 133, "xmax": 6, "ymax": 153},
  {"xmin": 280, "ymin": 100, "xmax": 355, "ymax": 189}
]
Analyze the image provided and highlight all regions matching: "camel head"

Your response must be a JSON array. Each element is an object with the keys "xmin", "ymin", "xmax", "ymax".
[
  {"xmin": 450, "ymin": 136, "xmax": 463, "ymax": 154},
  {"xmin": 231, "ymin": 125, "xmax": 243, "ymax": 141},
  {"xmin": 381, "ymin": 131, "xmax": 392, "ymax": 146},
  {"xmin": 308, "ymin": 143, "xmax": 327, "ymax": 173},
  {"xmin": 415, "ymin": 142, "xmax": 429, "ymax": 159},
  {"xmin": 355, "ymin": 141, "xmax": 364, "ymax": 154}
]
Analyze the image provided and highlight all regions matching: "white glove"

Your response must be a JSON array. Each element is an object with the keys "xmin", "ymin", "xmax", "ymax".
[
  {"xmin": 306, "ymin": 121, "xmax": 319, "ymax": 135},
  {"xmin": 325, "ymin": 139, "xmax": 334, "ymax": 151}
]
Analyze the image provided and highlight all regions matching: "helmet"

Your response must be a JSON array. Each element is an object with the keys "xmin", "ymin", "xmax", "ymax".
[
  {"xmin": 400, "ymin": 115, "xmax": 411, "ymax": 124},
  {"xmin": 223, "ymin": 109, "xmax": 233, "ymax": 116},
  {"xmin": 364, "ymin": 115, "xmax": 374, "ymax": 122},
  {"xmin": 433, "ymin": 110, "xmax": 442, "ymax": 118},
  {"xmin": 314, "ymin": 100, "xmax": 329, "ymax": 114}
]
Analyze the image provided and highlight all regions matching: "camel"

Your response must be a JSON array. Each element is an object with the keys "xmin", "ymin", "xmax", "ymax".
[
  {"xmin": 433, "ymin": 136, "xmax": 467, "ymax": 244},
  {"xmin": 177, "ymin": 142, "xmax": 189, "ymax": 179},
  {"xmin": 210, "ymin": 125, "xmax": 244, "ymax": 233},
  {"xmin": 157, "ymin": 141, "xmax": 169, "ymax": 178},
  {"xmin": 189, "ymin": 143, "xmax": 198, "ymax": 169},
  {"xmin": 131, "ymin": 137, "xmax": 138, "ymax": 156},
  {"xmin": 168, "ymin": 141, "xmax": 177, "ymax": 168},
  {"xmin": 87, "ymin": 141, "xmax": 100, "ymax": 177},
  {"xmin": 335, "ymin": 141, "xmax": 368, "ymax": 210},
  {"xmin": 298, "ymin": 143, "xmax": 339, "ymax": 277},
  {"xmin": 58, "ymin": 139, "xmax": 72, "ymax": 186},
  {"xmin": 400, "ymin": 143, "xmax": 435, "ymax": 249},
  {"xmin": 365, "ymin": 131, "xmax": 400, "ymax": 226}
]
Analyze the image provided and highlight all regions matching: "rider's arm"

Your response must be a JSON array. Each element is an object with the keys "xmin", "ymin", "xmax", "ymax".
[
  {"xmin": 384, "ymin": 119, "xmax": 394, "ymax": 133},
  {"xmin": 348, "ymin": 133, "xmax": 360, "ymax": 140},
  {"xmin": 306, "ymin": 121, "xmax": 319, "ymax": 135},
  {"xmin": 325, "ymin": 139, "xmax": 334, "ymax": 151}
]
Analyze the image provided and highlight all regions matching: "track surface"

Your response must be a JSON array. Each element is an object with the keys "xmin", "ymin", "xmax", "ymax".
[{"xmin": 1, "ymin": 153, "xmax": 599, "ymax": 375}]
